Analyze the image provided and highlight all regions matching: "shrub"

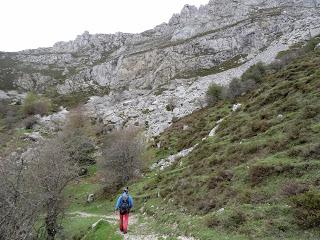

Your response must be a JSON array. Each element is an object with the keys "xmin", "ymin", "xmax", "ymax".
[
  {"xmin": 249, "ymin": 165, "xmax": 275, "ymax": 185},
  {"xmin": 227, "ymin": 78, "xmax": 242, "ymax": 99},
  {"xmin": 303, "ymin": 37, "xmax": 320, "ymax": 52},
  {"xmin": 301, "ymin": 143, "xmax": 320, "ymax": 160},
  {"xmin": 241, "ymin": 79, "xmax": 256, "ymax": 93},
  {"xmin": 272, "ymin": 50, "xmax": 301, "ymax": 70},
  {"xmin": 22, "ymin": 92, "xmax": 51, "ymax": 116},
  {"xmin": 292, "ymin": 190, "xmax": 320, "ymax": 229},
  {"xmin": 227, "ymin": 78, "xmax": 256, "ymax": 99},
  {"xmin": 280, "ymin": 181, "xmax": 309, "ymax": 197},
  {"xmin": 251, "ymin": 119, "xmax": 269, "ymax": 133},
  {"xmin": 99, "ymin": 127, "xmax": 144, "ymax": 192},
  {"xmin": 241, "ymin": 62, "xmax": 266, "ymax": 83},
  {"xmin": 165, "ymin": 103, "xmax": 175, "ymax": 111},
  {"xmin": 23, "ymin": 115, "xmax": 38, "ymax": 129},
  {"xmin": 223, "ymin": 210, "xmax": 247, "ymax": 230},
  {"xmin": 208, "ymin": 170, "xmax": 234, "ymax": 189},
  {"xmin": 302, "ymin": 105, "xmax": 320, "ymax": 119},
  {"xmin": 206, "ymin": 83, "xmax": 225, "ymax": 106},
  {"xmin": 206, "ymin": 215, "xmax": 221, "ymax": 228}
]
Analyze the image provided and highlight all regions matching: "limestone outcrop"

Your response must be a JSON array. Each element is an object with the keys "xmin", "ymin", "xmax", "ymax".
[{"xmin": 1, "ymin": 0, "xmax": 320, "ymax": 136}]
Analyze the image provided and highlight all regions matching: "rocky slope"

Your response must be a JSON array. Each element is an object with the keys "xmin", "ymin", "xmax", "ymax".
[{"xmin": 1, "ymin": 0, "xmax": 320, "ymax": 135}]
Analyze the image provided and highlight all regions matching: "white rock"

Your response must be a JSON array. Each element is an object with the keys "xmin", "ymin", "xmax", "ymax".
[
  {"xmin": 23, "ymin": 132, "xmax": 43, "ymax": 142},
  {"xmin": 208, "ymin": 125, "xmax": 219, "ymax": 137},
  {"xmin": 217, "ymin": 208, "xmax": 225, "ymax": 213},
  {"xmin": 232, "ymin": 103, "xmax": 242, "ymax": 112},
  {"xmin": 87, "ymin": 194, "xmax": 95, "ymax": 203},
  {"xmin": 151, "ymin": 144, "xmax": 197, "ymax": 170},
  {"xmin": 92, "ymin": 219, "xmax": 104, "ymax": 229},
  {"xmin": 0, "ymin": 90, "xmax": 9, "ymax": 99}
]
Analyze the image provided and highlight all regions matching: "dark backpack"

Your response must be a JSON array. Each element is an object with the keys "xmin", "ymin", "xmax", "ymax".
[{"xmin": 120, "ymin": 193, "xmax": 130, "ymax": 214}]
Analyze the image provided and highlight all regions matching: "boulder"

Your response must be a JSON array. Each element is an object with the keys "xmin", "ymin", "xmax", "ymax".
[
  {"xmin": 232, "ymin": 103, "xmax": 242, "ymax": 112},
  {"xmin": 87, "ymin": 193, "xmax": 95, "ymax": 203},
  {"xmin": 23, "ymin": 132, "xmax": 43, "ymax": 142}
]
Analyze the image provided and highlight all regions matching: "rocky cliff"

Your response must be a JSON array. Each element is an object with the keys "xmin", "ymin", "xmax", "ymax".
[{"xmin": 1, "ymin": 0, "xmax": 320, "ymax": 136}]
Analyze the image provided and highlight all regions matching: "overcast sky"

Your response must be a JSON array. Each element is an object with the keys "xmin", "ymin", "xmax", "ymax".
[{"xmin": 0, "ymin": 0, "xmax": 209, "ymax": 52}]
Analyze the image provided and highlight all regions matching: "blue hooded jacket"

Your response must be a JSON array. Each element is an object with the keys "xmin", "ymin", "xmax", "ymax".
[{"xmin": 115, "ymin": 192, "xmax": 133, "ymax": 210}]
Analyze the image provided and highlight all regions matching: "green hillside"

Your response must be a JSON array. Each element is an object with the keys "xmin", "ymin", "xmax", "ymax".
[
  {"xmin": 126, "ymin": 37, "xmax": 320, "ymax": 239},
  {"xmin": 1, "ymin": 37, "xmax": 320, "ymax": 240}
]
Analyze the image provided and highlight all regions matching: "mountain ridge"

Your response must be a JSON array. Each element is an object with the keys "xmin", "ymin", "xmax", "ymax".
[{"xmin": 1, "ymin": 0, "xmax": 320, "ymax": 136}]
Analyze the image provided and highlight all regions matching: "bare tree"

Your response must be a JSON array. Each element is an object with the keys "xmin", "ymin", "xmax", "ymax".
[
  {"xmin": 0, "ymin": 151, "xmax": 42, "ymax": 240},
  {"xmin": 30, "ymin": 135, "xmax": 79, "ymax": 240},
  {"xmin": 99, "ymin": 127, "xmax": 144, "ymax": 192}
]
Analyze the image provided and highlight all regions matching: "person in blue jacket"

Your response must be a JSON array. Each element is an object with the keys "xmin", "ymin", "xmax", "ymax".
[{"xmin": 115, "ymin": 187, "xmax": 133, "ymax": 234}]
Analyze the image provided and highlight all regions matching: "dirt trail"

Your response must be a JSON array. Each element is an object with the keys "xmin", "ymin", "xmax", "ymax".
[{"xmin": 69, "ymin": 211, "xmax": 195, "ymax": 240}]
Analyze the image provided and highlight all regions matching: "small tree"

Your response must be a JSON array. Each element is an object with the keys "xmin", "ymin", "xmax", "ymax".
[
  {"xmin": 206, "ymin": 83, "xmax": 225, "ymax": 106},
  {"xmin": 227, "ymin": 78, "xmax": 243, "ymax": 99},
  {"xmin": 63, "ymin": 106, "xmax": 96, "ymax": 165},
  {"xmin": 0, "ymin": 151, "xmax": 43, "ymax": 240},
  {"xmin": 30, "ymin": 135, "xmax": 79, "ymax": 240},
  {"xmin": 241, "ymin": 62, "xmax": 266, "ymax": 83},
  {"xmin": 99, "ymin": 127, "xmax": 143, "ymax": 192},
  {"xmin": 22, "ymin": 92, "xmax": 52, "ymax": 116}
]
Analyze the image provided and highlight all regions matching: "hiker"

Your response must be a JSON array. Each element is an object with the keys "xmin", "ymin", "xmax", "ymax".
[{"xmin": 115, "ymin": 187, "xmax": 133, "ymax": 234}]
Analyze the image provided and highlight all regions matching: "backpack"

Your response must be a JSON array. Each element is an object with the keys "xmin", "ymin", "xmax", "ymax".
[{"xmin": 119, "ymin": 193, "xmax": 130, "ymax": 214}]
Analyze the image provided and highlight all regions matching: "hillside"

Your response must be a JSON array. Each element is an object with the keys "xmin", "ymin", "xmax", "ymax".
[
  {"xmin": 1, "ymin": 1, "xmax": 320, "ymax": 240},
  {"xmin": 125, "ymin": 37, "xmax": 320, "ymax": 239},
  {"xmin": 1, "ymin": 0, "xmax": 320, "ymax": 136}
]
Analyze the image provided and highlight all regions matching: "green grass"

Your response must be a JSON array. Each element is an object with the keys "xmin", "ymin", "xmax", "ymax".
[
  {"xmin": 124, "ymin": 37, "xmax": 320, "ymax": 239},
  {"xmin": 55, "ymin": 216, "xmax": 121, "ymax": 240},
  {"xmin": 82, "ymin": 221, "xmax": 121, "ymax": 240}
]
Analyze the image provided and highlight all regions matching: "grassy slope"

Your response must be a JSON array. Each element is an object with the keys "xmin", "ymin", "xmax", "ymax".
[
  {"xmin": 58, "ymin": 165, "xmax": 121, "ymax": 240},
  {"xmin": 126, "ymin": 39, "xmax": 320, "ymax": 239}
]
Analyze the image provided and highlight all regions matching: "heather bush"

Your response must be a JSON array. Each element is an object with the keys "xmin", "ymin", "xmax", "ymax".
[
  {"xmin": 206, "ymin": 83, "xmax": 225, "ymax": 106},
  {"xmin": 22, "ymin": 92, "xmax": 51, "ymax": 116},
  {"xmin": 241, "ymin": 62, "xmax": 266, "ymax": 83},
  {"xmin": 23, "ymin": 115, "xmax": 38, "ymax": 129},
  {"xmin": 280, "ymin": 181, "xmax": 309, "ymax": 197},
  {"xmin": 292, "ymin": 190, "xmax": 320, "ymax": 229}
]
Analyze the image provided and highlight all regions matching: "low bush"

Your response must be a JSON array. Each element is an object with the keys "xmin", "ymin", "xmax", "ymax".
[
  {"xmin": 241, "ymin": 62, "xmax": 266, "ymax": 83},
  {"xmin": 249, "ymin": 165, "xmax": 274, "ymax": 185},
  {"xmin": 208, "ymin": 170, "xmax": 234, "ymax": 189},
  {"xmin": 302, "ymin": 105, "xmax": 320, "ymax": 119},
  {"xmin": 23, "ymin": 115, "xmax": 38, "ymax": 129},
  {"xmin": 222, "ymin": 210, "xmax": 247, "ymax": 230},
  {"xmin": 165, "ymin": 103, "xmax": 175, "ymax": 111},
  {"xmin": 227, "ymin": 78, "xmax": 243, "ymax": 99},
  {"xmin": 206, "ymin": 215, "xmax": 221, "ymax": 228},
  {"xmin": 206, "ymin": 83, "xmax": 225, "ymax": 106},
  {"xmin": 301, "ymin": 143, "xmax": 320, "ymax": 160},
  {"xmin": 227, "ymin": 78, "xmax": 257, "ymax": 100},
  {"xmin": 280, "ymin": 181, "xmax": 309, "ymax": 197},
  {"xmin": 291, "ymin": 190, "xmax": 320, "ymax": 229},
  {"xmin": 22, "ymin": 92, "xmax": 51, "ymax": 116}
]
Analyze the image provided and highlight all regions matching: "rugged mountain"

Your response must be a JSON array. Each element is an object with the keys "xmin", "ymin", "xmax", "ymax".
[{"xmin": 1, "ymin": 0, "xmax": 320, "ymax": 135}]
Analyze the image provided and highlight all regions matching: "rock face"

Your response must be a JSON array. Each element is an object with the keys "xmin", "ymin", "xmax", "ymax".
[{"xmin": 1, "ymin": 0, "xmax": 320, "ymax": 136}]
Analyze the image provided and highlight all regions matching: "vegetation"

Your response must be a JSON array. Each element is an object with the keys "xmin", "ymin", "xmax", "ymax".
[
  {"xmin": 127, "ymin": 36, "xmax": 320, "ymax": 239},
  {"xmin": 206, "ymin": 83, "xmax": 225, "ymax": 106},
  {"xmin": 1, "ymin": 34, "xmax": 320, "ymax": 240},
  {"xmin": 99, "ymin": 127, "xmax": 144, "ymax": 193},
  {"xmin": 22, "ymin": 92, "xmax": 52, "ymax": 116}
]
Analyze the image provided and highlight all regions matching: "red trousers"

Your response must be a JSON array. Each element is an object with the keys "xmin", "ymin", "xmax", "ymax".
[{"xmin": 119, "ymin": 213, "xmax": 129, "ymax": 233}]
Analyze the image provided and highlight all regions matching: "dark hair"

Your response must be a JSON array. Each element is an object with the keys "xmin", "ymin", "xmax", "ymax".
[{"xmin": 124, "ymin": 187, "xmax": 128, "ymax": 193}]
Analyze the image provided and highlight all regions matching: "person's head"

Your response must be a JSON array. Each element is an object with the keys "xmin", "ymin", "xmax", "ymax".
[{"xmin": 123, "ymin": 187, "xmax": 128, "ymax": 193}]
